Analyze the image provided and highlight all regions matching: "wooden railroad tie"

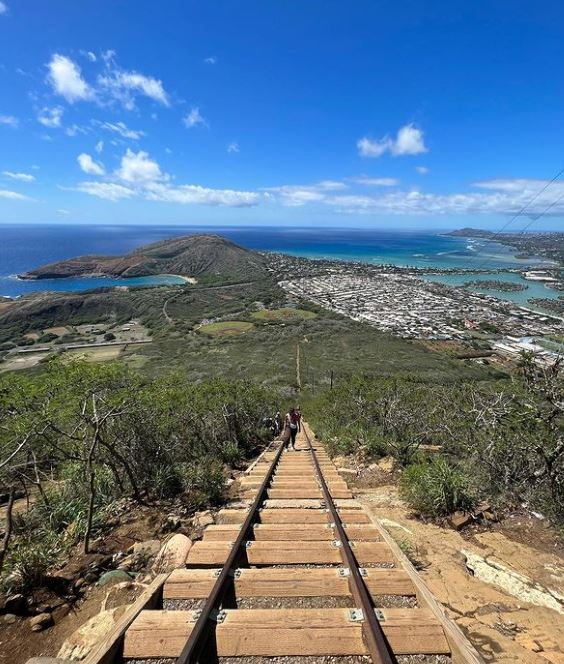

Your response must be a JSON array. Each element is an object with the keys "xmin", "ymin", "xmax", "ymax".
[{"xmin": 94, "ymin": 425, "xmax": 484, "ymax": 664}]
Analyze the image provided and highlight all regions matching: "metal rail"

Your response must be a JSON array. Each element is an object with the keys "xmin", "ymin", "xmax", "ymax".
[
  {"xmin": 303, "ymin": 426, "xmax": 396, "ymax": 664},
  {"xmin": 175, "ymin": 433, "xmax": 288, "ymax": 664}
]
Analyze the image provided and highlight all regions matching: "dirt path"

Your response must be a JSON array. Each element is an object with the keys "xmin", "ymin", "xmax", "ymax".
[
  {"xmin": 162, "ymin": 294, "xmax": 174, "ymax": 323},
  {"xmin": 357, "ymin": 484, "xmax": 564, "ymax": 663}
]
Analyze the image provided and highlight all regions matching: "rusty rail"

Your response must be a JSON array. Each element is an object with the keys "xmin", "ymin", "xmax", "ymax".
[
  {"xmin": 175, "ymin": 433, "xmax": 288, "ymax": 664},
  {"xmin": 304, "ymin": 426, "xmax": 396, "ymax": 664}
]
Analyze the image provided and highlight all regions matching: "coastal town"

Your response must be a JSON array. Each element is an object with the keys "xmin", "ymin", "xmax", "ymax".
[{"xmin": 280, "ymin": 269, "xmax": 563, "ymax": 364}]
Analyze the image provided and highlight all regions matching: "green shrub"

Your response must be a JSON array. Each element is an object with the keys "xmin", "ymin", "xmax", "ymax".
[
  {"xmin": 152, "ymin": 464, "xmax": 184, "ymax": 499},
  {"xmin": 38, "ymin": 332, "xmax": 58, "ymax": 343},
  {"xmin": 399, "ymin": 457, "xmax": 477, "ymax": 518},
  {"xmin": 14, "ymin": 336, "xmax": 34, "ymax": 346},
  {"xmin": 184, "ymin": 459, "xmax": 225, "ymax": 508},
  {"xmin": 2, "ymin": 531, "xmax": 66, "ymax": 593}
]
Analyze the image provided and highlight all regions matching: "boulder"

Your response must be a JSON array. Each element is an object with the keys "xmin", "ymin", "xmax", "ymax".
[
  {"xmin": 194, "ymin": 510, "xmax": 214, "ymax": 528},
  {"xmin": 97, "ymin": 570, "xmax": 133, "ymax": 587},
  {"xmin": 152, "ymin": 534, "xmax": 192, "ymax": 573},
  {"xmin": 29, "ymin": 612, "xmax": 54, "ymax": 632},
  {"xmin": 448, "ymin": 511, "xmax": 472, "ymax": 531},
  {"xmin": 58, "ymin": 606, "xmax": 127, "ymax": 660},
  {"xmin": 3, "ymin": 613, "xmax": 17, "ymax": 624},
  {"xmin": 116, "ymin": 554, "xmax": 136, "ymax": 571},
  {"xmin": 1, "ymin": 593, "xmax": 26, "ymax": 615},
  {"xmin": 377, "ymin": 456, "xmax": 395, "ymax": 473}
]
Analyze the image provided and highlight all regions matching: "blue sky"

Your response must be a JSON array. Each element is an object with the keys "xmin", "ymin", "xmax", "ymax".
[{"xmin": 1, "ymin": 1, "xmax": 564, "ymax": 229}]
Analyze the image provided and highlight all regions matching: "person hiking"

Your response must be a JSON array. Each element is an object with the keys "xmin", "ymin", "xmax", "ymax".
[
  {"xmin": 274, "ymin": 411, "xmax": 282, "ymax": 436},
  {"xmin": 285, "ymin": 407, "xmax": 301, "ymax": 450}
]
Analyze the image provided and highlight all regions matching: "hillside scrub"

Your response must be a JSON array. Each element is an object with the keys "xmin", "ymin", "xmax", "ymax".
[
  {"xmin": 0, "ymin": 359, "xmax": 278, "ymax": 591},
  {"xmin": 305, "ymin": 355, "xmax": 564, "ymax": 526}
]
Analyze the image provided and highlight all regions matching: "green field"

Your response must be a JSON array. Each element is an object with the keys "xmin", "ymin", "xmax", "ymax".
[
  {"xmin": 198, "ymin": 321, "xmax": 255, "ymax": 337},
  {"xmin": 251, "ymin": 308, "xmax": 317, "ymax": 322}
]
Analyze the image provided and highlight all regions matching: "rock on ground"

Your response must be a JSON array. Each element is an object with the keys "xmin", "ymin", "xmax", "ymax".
[
  {"xmin": 57, "ymin": 605, "xmax": 128, "ymax": 660},
  {"xmin": 151, "ymin": 534, "xmax": 192, "ymax": 573}
]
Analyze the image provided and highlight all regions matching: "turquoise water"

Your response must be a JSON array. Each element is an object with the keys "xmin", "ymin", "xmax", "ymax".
[
  {"xmin": 2, "ymin": 274, "xmax": 186, "ymax": 297},
  {"xmin": 423, "ymin": 272, "xmax": 560, "ymax": 310},
  {"xmin": 0, "ymin": 224, "xmax": 555, "ymax": 299}
]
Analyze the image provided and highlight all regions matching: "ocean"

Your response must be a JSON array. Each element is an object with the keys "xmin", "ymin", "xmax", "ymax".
[{"xmin": 0, "ymin": 224, "xmax": 558, "ymax": 309}]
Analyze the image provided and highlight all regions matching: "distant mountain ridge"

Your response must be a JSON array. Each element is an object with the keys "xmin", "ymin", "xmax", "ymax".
[{"xmin": 20, "ymin": 234, "xmax": 270, "ymax": 282}]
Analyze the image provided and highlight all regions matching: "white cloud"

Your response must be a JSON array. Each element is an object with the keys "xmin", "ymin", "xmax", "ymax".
[
  {"xmin": 357, "ymin": 137, "xmax": 389, "ymax": 158},
  {"xmin": 45, "ymin": 52, "xmax": 170, "ymax": 111},
  {"xmin": 393, "ymin": 124, "xmax": 427, "ymax": 156},
  {"xmin": 263, "ymin": 176, "xmax": 564, "ymax": 216},
  {"xmin": 183, "ymin": 107, "xmax": 206, "ymax": 128},
  {"xmin": 2, "ymin": 171, "xmax": 35, "ymax": 182},
  {"xmin": 334, "ymin": 178, "xmax": 564, "ymax": 216},
  {"xmin": 204, "ymin": 56, "xmax": 217, "ymax": 64},
  {"xmin": 74, "ymin": 148, "xmax": 260, "ymax": 207},
  {"xmin": 0, "ymin": 115, "xmax": 18, "ymax": 128},
  {"xmin": 75, "ymin": 181, "xmax": 135, "ymax": 201},
  {"xmin": 99, "ymin": 120, "xmax": 145, "ymax": 140},
  {"xmin": 353, "ymin": 176, "xmax": 399, "ymax": 187},
  {"xmin": 66, "ymin": 124, "xmax": 89, "ymax": 137},
  {"xmin": 317, "ymin": 180, "xmax": 347, "ymax": 191},
  {"xmin": 416, "ymin": 166, "xmax": 429, "ymax": 175},
  {"xmin": 37, "ymin": 106, "xmax": 64, "ymax": 128},
  {"xmin": 101, "ymin": 50, "xmax": 116, "ymax": 65},
  {"xmin": 0, "ymin": 189, "xmax": 32, "ymax": 201},
  {"xmin": 263, "ymin": 181, "xmax": 349, "ymax": 207},
  {"xmin": 77, "ymin": 152, "xmax": 105, "ymax": 176},
  {"xmin": 143, "ymin": 182, "xmax": 260, "ymax": 207},
  {"xmin": 47, "ymin": 54, "xmax": 93, "ymax": 103},
  {"xmin": 227, "ymin": 141, "xmax": 239, "ymax": 153},
  {"xmin": 57, "ymin": 208, "xmax": 70, "ymax": 214},
  {"xmin": 98, "ymin": 70, "xmax": 169, "ymax": 109},
  {"xmin": 95, "ymin": 140, "xmax": 104, "ymax": 154},
  {"xmin": 358, "ymin": 123, "xmax": 427, "ymax": 158},
  {"xmin": 0, "ymin": 2, "xmax": 7, "ymax": 15},
  {"xmin": 115, "ymin": 149, "xmax": 164, "ymax": 184}
]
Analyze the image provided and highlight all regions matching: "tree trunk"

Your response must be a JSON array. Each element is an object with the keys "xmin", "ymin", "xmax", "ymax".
[
  {"xmin": 0, "ymin": 486, "xmax": 15, "ymax": 573},
  {"xmin": 83, "ymin": 423, "xmax": 99, "ymax": 555}
]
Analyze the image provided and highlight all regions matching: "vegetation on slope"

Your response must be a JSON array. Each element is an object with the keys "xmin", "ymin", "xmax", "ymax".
[
  {"xmin": 0, "ymin": 359, "xmax": 278, "ymax": 592},
  {"xmin": 304, "ymin": 354, "xmax": 564, "ymax": 526}
]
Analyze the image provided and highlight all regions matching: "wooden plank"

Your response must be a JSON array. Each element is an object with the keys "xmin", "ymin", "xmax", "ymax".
[
  {"xmin": 202, "ymin": 523, "xmax": 381, "ymax": 541},
  {"xmin": 164, "ymin": 568, "xmax": 415, "ymax": 599},
  {"xmin": 216, "ymin": 508, "xmax": 370, "ymax": 524},
  {"xmin": 186, "ymin": 540, "xmax": 395, "ymax": 566},
  {"xmin": 273, "ymin": 481, "xmax": 349, "ymax": 490},
  {"xmin": 124, "ymin": 608, "xmax": 449, "ymax": 658},
  {"xmin": 262, "ymin": 498, "xmax": 362, "ymax": 509},
  {"xmin": 82, "ymin": 573, "xmax": 167, "ymax": 664},
  {"xmin": 275, "ymin": 472, "xmax": 341, "ymax": 479},
  {"xmin": 264, "ymin": 488, "xmax": 353, "ymax": 499}
]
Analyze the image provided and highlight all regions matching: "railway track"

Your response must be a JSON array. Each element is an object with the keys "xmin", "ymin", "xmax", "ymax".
[{"xmin": 75, "ymin": 423, "xmax": 484, "ymax": 664}]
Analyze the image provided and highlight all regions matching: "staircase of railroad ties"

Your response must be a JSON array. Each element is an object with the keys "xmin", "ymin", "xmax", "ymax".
[{"xmin": 79, "ymin": 423, "xmax": 485, "ymax": 664}]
